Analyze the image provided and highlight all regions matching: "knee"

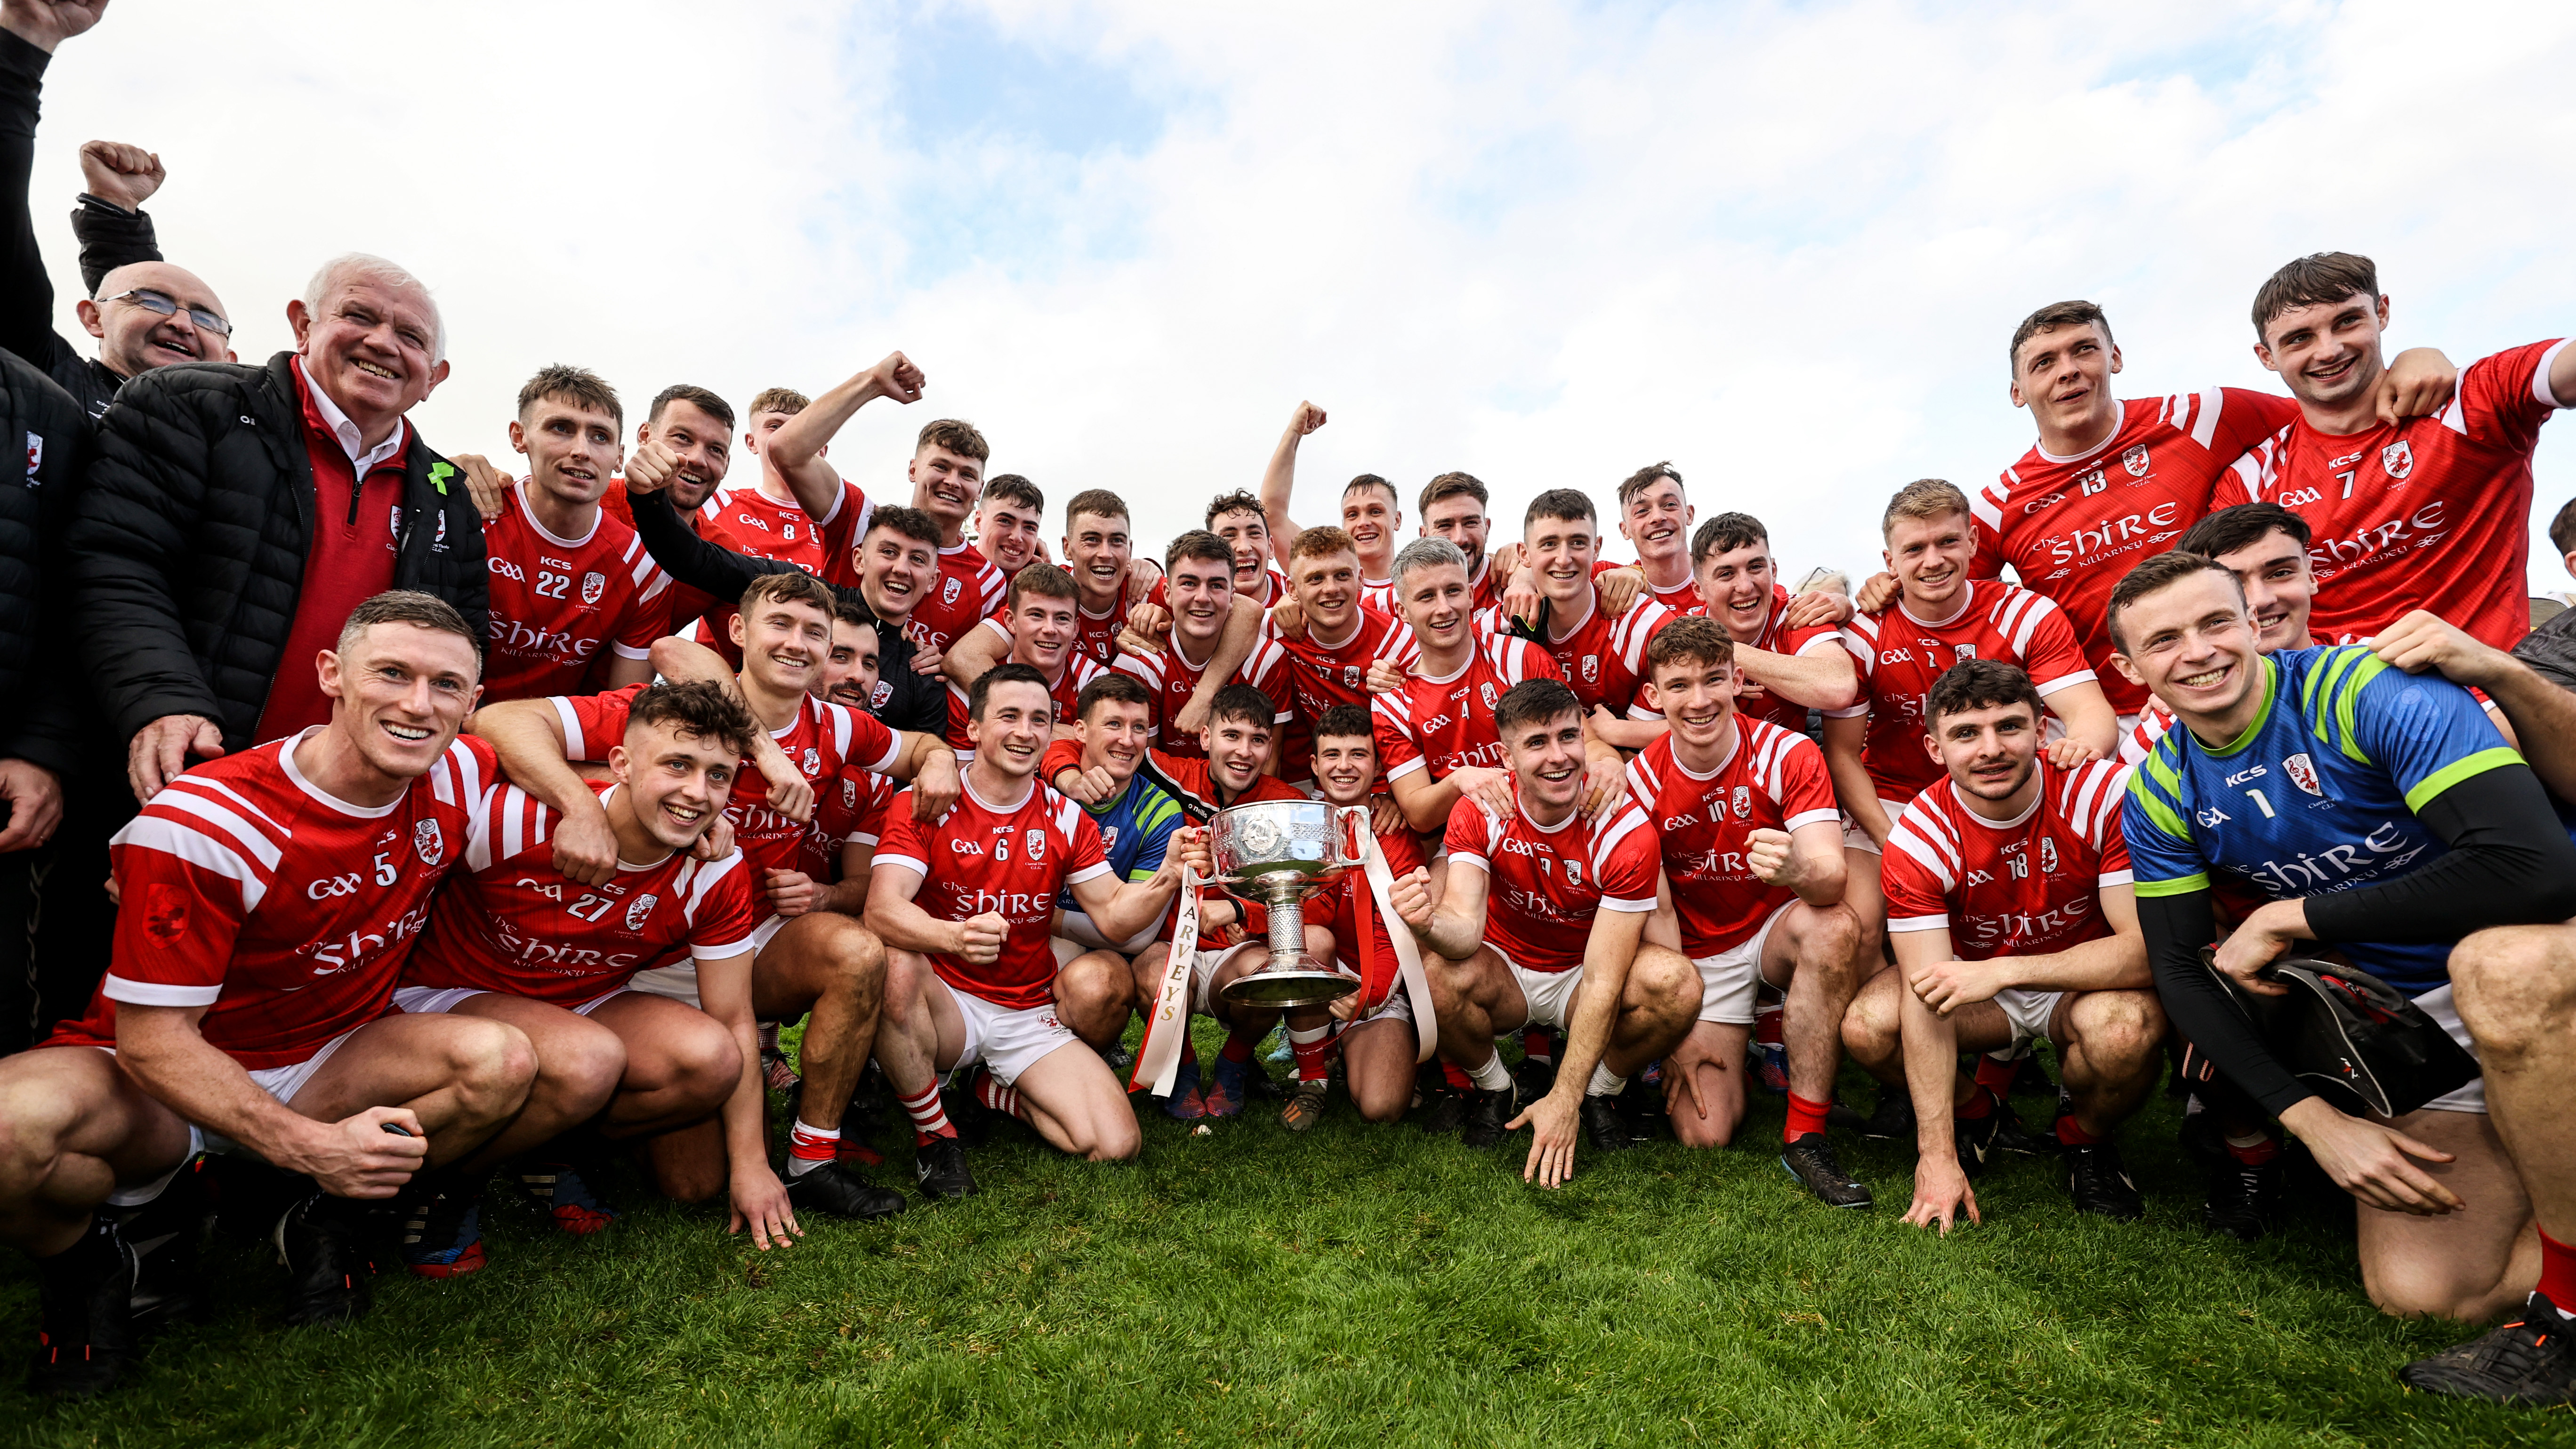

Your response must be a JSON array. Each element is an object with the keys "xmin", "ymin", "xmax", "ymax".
[
  {"xmin": 1841, "ymin": 987, "xmax": 1896, "ymax": 1061},
  {"xmin": 1085, "ymin": 1112, "xmax": 1143, "ymax": 1163},
  {"xmin": 2451, "ymin": 928, "xmax": 2576, "ymax": 1063},
  {"xmin": 2366, "ymin": 1261, "xmax": 2512, "ymax": 1324},
  {"xmin": 455, "ymin": 1021, "xmax": 539, "ymax": 1109},
  {"xmin": 678, "ymin": 1023, "xmax": 743, "ymax": 1094},
  {"xmin": 829, "ymin": 922, "xmax": 889, "ymax": 990},
  {"xmin": 547, "ymin": 1028, "xmax": 628, "ymax": 1103},
  {"xmin": 881, "ymin": 952, "xmax": 930, "ymax": 1023},
  {"xmin": 1810, "ymin": 904, "xmax": 1862, "ymax": 964},
  {"xmin": 2072, "ymin": 991, "xmax": 2165, "ymax": 1067}
]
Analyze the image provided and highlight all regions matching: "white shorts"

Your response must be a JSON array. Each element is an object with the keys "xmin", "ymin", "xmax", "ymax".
[
  {"xmin": 1993, "ymin": 987, "xmax": 2064, "ymax": 1049},
  {"xmin": 943, "ymin": 980, "xmax": 1081, "ymax": 1088},
  {"xmin": 1329, "ymin": 962, "xmax": 1416, "ymax": 1026},
  {"xmin": 2411, "ymin": 982, "xmax": 2486, "ymax": 1115},
  {"xmin": 1690, "ymin": 899, "xmax": 1798, "ymax": 1024},
  {"xmin": 1842, "ymin": 797, "xmax": 1906, "ymax": 856},
  {"xmin": 95, "ymin": 1022, "xmax": 363, "ymax": 1199},
  {"xmin": 623, "ymin": 912, "xmax": 792, "ymax": 1011},
  {"xmin": 1505, "ymin": 950, "xmax": 1585, "ymax": 1031},
  {"xmin": 1188, "ymin": 941, "xmax": 1262, "ymax": 1015},
  {"xmin": 391, "ymin": 985, "xmax": 626, "ymax": 1018}
]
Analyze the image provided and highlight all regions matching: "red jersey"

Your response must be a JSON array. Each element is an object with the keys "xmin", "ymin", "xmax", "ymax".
[
  {"xmin": 1882, "ymin": 757, "xmax": 2132, "ymax": 960},
  {"xmin": 480, "ymin": 486, "xmax": 673, "ymax": 702},
  {"xmin": 1443, "ymin": 789, "xmax": 1660, "ymax": 974},
  {"xmin": 403, "ymin": 781, "xmax": 761, "ymax": 1006},
  {"xmin": 553, "ymin": 683, "xmax": 900, "ymax": 883},
  {"xmin": 907, "ymin": 541, "xmax": 1008, "ymax": 658},
  {"xmin": 802, "ymin": 764, "xmax": 898, "ymax": 882},
  {"xmin": 2212, "ymin": 340, "xmax": 2567, "ymax": 650},
  {"xmin": 1645, "ymin": 574, "xmax": 1701, "ymax": 615},
  {"xmin": 699, "ymin": 484, "xmax": 830, "ymax": 572},
  {"xmin": 1263, "ymin": 606, "xmax": 1419, "ymax": 778},
  {"xmin": 1721, "ymin": 584, "xmax": 1844, "ymax": 733},
  {"xmin": 944, "ymin": 624, "xmax": 1108, "ymax": 760},
  {"xmin": 50, "ymin": 734, "xmax": 490, "ymax": 1070},
  {"xmin": 1109, "ymin": 632, "xmax": 1296, "ymax": 760},
  {"xmin": 808, "ymin": 480, "xmax": 875, "ymax": 590},
  {"xmin": 1358, "ymin": 576, "xmax": 1400, "ymax": 616},
  {"xmin": 1073, "ymin": 576, "xmax": 1139, "ymax": 668},
  {"xmin": 1485, "ymin": 591, "xmax": 1675, "ymax": 721},
  {"xmin": 1975, "ymin": 389, "xmax": 2300, "ymax": 713},
  {"xmin": 1624, "ymin": 719, "xmax": 1838, "ymax": 955},
  {"xmin": 873, "ymin": 775, "xmax": 1111, "ymax": 1008},
  {"xmin": 1829, "ymin": 580, "xmax": 2094, "ymax": 802},
  {"xmin": 1374, "ymin": 630, "xmax": 1560, "ymax": 784},
  {"xmin": 1316, "ymin": 822, "xmax": 1428, "ymax": 976}
]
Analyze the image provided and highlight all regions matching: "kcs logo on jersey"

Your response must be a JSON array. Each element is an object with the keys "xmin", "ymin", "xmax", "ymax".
[
  {"xmin": 413, "ymin": 820, "xmax": 445, "ymax": 867},
  {"xmin": 624, "ymin": 894, "xmax": 657, "ymax": 931},
  {"xmin": 1731, "ymin": 786, "xmax": 1752, "ymax": 820},
  {"xmin": 2284, "ymin": 752, "xmax": 2324, "ymax": 797},
  {"xmin": 2122, "ymin": 444, "xmax": 2151, "ymax": 478},
  {"xmin": 2382, "ymin": 440, "xmax": 2415, "ymax": 482},
  {"xmin": 581, "ymin": 572, "xmax": 606, "ymax": 605}
]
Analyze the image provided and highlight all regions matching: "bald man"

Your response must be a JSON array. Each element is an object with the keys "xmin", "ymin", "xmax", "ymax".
[{"xmin": 0, "ymin": 1, "xmax": 234, "ymax": 417}]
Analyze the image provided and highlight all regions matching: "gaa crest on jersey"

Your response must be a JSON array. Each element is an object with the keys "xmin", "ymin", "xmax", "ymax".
[
  {"xmin": 2284, "ymin": 752, "xmax": 2324, "ymax": 797},
  {"xmin": 581, "ymin": 571, "xmax": 606, "ymax": 605},
  {"xmin": 1731, "ymin": 785, "xmax": 1752, "ymax": 820},
  {"xmin": 1026, "ymin": 829, "xmax": 1046, "ymax": 862},
  {"xmin": 413, "ymin": 819, "xmax": 445, "ymax": 867},
  {"xmin": 2382, "ymin": 440, "xmax": 2414, "ymax": 482},
  {"xmin": 624, "ymin": 893, "xmax": 658, "ymax": 931},
  {"xmin": 2122, "ymin": 443, "xmax": 2151, "ymax": 478},
  {"xmin": 942, "ymin": 577, "xmax": 963, "ymax": 606}
]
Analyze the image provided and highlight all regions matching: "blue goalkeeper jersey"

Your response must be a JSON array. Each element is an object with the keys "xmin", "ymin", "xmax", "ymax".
[
  {"xmin": 2122, "ymin": 644, "xmax": 2542, "ymax": 995},
  {"xmin": 1056, "ymin": 772, "xmax": 1185, "ymax": 912}
]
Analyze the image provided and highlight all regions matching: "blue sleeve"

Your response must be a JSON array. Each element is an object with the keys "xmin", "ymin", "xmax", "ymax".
[
  {"xmin": 2122, "ymin": 750, "xmax": 2209, "ymax": 899},
  {"xmin": 2314, "ymin": 650, "xmax": 2520, "ymax": 813},
  {"xmin": 1128, "ymin": 789, "xmax": 1183, "ymax": 882}
]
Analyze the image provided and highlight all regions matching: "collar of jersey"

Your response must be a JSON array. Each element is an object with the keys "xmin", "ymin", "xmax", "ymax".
[
  {"xmin": 1669, "ymin": 723, "xmax": 1742, "ymax": 782},
  {"xmin": 962, "ymin": 771, "xmax": 1038, "ymax": 815},
  {"xmin": 2032, "ymin": 408, "xmax": 2128, "ymax": 467},
  {"xmin": 515, "ymin": 481, "xmax": 603, "ymax": 550},
  {"xmin": 2197, "ymin": 655, "xmax": 2280, "ymax": 759},
  {"xmin": 1949, "ymin": 771, "xmax": 2044, "ymax": 831},
  {"xmin": 1518, "ymin": 791, "xmax": 1581, "ymax": 836},
  {"xmin": 1895, "ymin": 579, "xmax": 1977, "ymax": 630},
  {"xmin": 278, "ymin": 731, "xmax": 404, "ymax": 819}
]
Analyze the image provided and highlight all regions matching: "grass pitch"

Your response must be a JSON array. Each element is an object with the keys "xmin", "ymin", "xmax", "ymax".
[{"xmin": 1, "ymin": 1025, "xmax": 2568, "ymax": 1449}]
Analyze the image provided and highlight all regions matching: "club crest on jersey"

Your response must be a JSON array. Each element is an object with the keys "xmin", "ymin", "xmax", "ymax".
[
  {"xmin": 413, "ymin": 820, "xmax": 445, "ymax": 867},
  {"xmin": 2122, "ymin": 443, "xmax": 2151, "ymax": 478},
  {"xmin": 800, "ymin": 747, "xmax": 821, "ymax": 777},
  {"xmin": 1582, "ymin": 655, "xmax": 1600, "ymax": 684},
  {"xmin": 2284, "ymin": 752, "xmax": 2324, "ymax": 797},
  {"xmin": 1102, "ymin": 826, "xmax": 1119, "ymax": 851},
  {"xmin": 24, "ymin": 430, "xmax": 40, "ymax": 481},
  {"xmin": 1025, "ymin": 829, "xmax": 1045, "ymax": 861},
  {"xmin": 871, "ymin": 680, "xmax": 893, "ymax": 709},
  {"xmin": 2382, "ymin": 440, "xmax": 2414, "ymax": 482},
  {"xmin": 942, "ymin": 577, "xmax": 963, "ymax": 606},
  {"xmin": 1480, "ymin": 681, "xmax": 1498, "ymax": 709},
  {"xmin": 624, "ymin": 893, "xmax": 657, "ymax": 931},
  {"xmin": 2039, "ymin": 837, "xmax": 2059, "ymax": 874},
  {"xmin": 581, "ymin": 571, "xmax": 605, "ymax": 605},
  {"xmin": 1344, "ymin": 666, "xmax": 1363, "ymax": 689},
  {"xmin": 1954, "ymin": 644, "xmax": 1977, "ymax": 660},
  {"xmin": 1731, "ymin": 785, "xmax": 1752, "ymax": 820},
  {"xmin": 841, "ymin": 778, "xmax": 858, "ymax": 811},
  {"xmin": 1564, "ymin": 860, "xmax": 1582, "ymax": 887}
]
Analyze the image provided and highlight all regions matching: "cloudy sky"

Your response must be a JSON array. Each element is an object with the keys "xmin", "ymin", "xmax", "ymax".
[{"xmin": 27, "ymin": 0, "xmax": 2576, "ymax": 591}]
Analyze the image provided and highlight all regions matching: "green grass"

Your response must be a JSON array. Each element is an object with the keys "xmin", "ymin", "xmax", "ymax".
[{"xmin": 3, "ymin": 1027, "xmax": 2570, "ymax": 1449}]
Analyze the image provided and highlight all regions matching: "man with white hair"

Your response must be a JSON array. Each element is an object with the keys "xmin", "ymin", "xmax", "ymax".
[{"xmin": 71, "ymin": 252, "xmax": 487, "ymax": 805}]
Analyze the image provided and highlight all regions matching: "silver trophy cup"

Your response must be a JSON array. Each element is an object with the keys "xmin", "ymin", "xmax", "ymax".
[{"xmin": 1207, "ymin": 799, "xmax": 1368, "ymax": 1009}]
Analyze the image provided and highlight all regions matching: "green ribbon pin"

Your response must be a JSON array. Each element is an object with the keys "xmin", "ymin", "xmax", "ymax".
[{"xmin": 428, "ymin": 461, "xmax": 456, "ymax": 496}]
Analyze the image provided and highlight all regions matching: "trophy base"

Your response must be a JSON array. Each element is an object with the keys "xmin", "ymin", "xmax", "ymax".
[{"xmin": 1218, "ymin": 968, "xmax": 1360, "ymax": 1010}]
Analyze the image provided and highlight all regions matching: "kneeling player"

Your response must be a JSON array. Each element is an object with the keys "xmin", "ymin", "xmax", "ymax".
[
  {"xmin": 1045, "ymin": 675, "xmax": 1187, "ymax": 1058},
  {"xmin": 1843, "ymin": 660, "xmax": 2164, "ymax": 1231},
  {"xmin": 397, "ymin": 682, "xmax": 852, "ymax": 1270},
  {"xmin": 0, "ymin": 595, "xmax": 538, "ymax": 1393},
  {"xmin": 2112, "ymin": 551, "xmax": 2576, "ymax": 1403},
  {"xmin": 1626, "ymin": 618, "xmax": 1872, "ymax": 1206},
  {"xmin": 868, "ymin": 666, "xmax": 1210, "ymax": 1198},
  {"xmin": 1393, "ymin": 679, "xmax": 1697, "ymax": 1187}
]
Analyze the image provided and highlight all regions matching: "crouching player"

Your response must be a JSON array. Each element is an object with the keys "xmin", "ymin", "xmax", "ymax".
[
  {"xmin": 2111, "ymin": 551, "xmax": 2576, "ymax": 1402},
  {"xmin": 868, "ymin": 666, "xmax": 1211, "ymax": 1199},
  {"xmin": 1044, "ymin": 675, "xmax": 1187, "ymax": 1058},
  {"xmin": 1393, "ymin": 679, "xmax": 1697, "ymax": 1187},
  {"xmin": 395, "ymin": 682, "xmax": 866, "ymax": 1277},
  {"xmin": 1625, "ymin": 619, "xmax": 1871, "ymax": 1206},
  {"xmin": 0, "ymin": 594, "xmax": 538, "ymax": 1394},
  {"xmin": 1844, "ymin": 660, "xmax": 2163, "ymax": 1232},
  {"xmin": 1281, "ymin": 706, "xmax": 1442, "ymax": 1130}
]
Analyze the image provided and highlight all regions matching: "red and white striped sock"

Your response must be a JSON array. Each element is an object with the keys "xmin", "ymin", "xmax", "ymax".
[
  {"xmin": 972, "ymin": 1068, "xmax": 1022, "ymax": 1121},
  {"xmin": 897, "ymin": 1080, "xmax": 955, "ymax": 1146},
  {"xmin": 1288, "ymin": 1024, "xmax": 1334, "ymax": 1083},
  {"xmin": 785, "ymin": 1119, "xmax": 839, "ymax": 1177}
]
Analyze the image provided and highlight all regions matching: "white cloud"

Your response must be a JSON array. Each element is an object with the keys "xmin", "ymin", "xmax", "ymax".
[{"xmin": 30, "ymin": 0, "xmax": 2576, "ymax": 593}]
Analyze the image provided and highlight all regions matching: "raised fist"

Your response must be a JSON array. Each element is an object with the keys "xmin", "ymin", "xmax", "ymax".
[
  {"xmin": 625, "ymin": 439, "xmax": 684, "ymax": 495},
  {"xmin": 0, "ymin": 1, "xmax": 111, "ymax": 55},
  {"xmin": 867, "ymin": 351, "xmax": 926, "ymax": 405},
  {"xmin": 1289, "ymin": 401, "xmax": 1327, "ymax": 436},
  {"xmin": 1745, "ymin": 827, "xmax": 1794, "ymax": 885},
  {"xmin": 1388, "ymin": 866, "xmax": 1435, "ymax": 929},
  {"xmin": 78, "ymin": 140, "xmax": 161, "ymax": 210},
  {"xmin": 958, "ymin": 912, "xmax": 1009, "ymax": 965}
]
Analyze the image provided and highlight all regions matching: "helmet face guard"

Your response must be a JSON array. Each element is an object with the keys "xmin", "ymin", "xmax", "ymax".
[{"xmin": 2199, "ymin": 950, "xmax": 2482, "ymax": 1118}]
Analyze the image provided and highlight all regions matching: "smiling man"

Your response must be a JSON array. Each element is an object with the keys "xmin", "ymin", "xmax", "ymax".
[
  {"xmin": 1491, "ymin": 490, "xmax": 1678, "ymax": 753},
  {"xmin": 73, "ymin": 253, "xmax": 485, "ymax": 809},
  {"xmin": 1041, "ymin": 674, "xmax": 1186, "ymax": 1060},
  {"xmin": 2211, "ymin": 253, "xmax": 2573, "ymax": 650},
  {"xmin": 940, "ymin": 564, "xmax": 1107, "ymax": 764},
  {"xmin": 1616, "ymin": 462, "xmax": 1705, "ymax": 615},
  {"xmin": 1688, "ymin": 513, "xmax": 1860, "ymax": 732}
]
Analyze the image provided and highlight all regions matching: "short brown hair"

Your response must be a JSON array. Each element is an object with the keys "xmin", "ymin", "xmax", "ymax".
[
  {"xmin": 747, "ymin": 387, "xmax": 809, "ymax": 419},
  {"xmin": 1645, "ymin": 614, "xmax": 1735, "ymax": 679},
  {"xmin": 2106, "ymin": 550, "xmax": 2241, "ymax": 654},
  {"xmin": 738, "ymin": 569, "xmax": 836, "ymax": 620},
  {"xmin": 2007, "ymin": 301, "xmax": 2112, "ymax": 374},
  {"xmin": 1075, "ymin": 672, "xmax": 1151, "ymax": 722},
  {"xmin": 918, "ymin": 419, "xmax": 990, "ymax": 463},
  {"xmin": 1617, "ymin": 461, "xmax": 1683, "ymax": 510},
  {"xmin": 1208, "ymin": 683, "xmax": 1278, "ymax": 733},
  {"xmin": 1007, "ymin": 561, "xmax": 1078, "ymax": 609},
  {"xmin": 2551, "ymin": 497, "xmax": 2576, "ymax": 559},
  {"xmin": 983, "ymin": 474, "xmax": 1043, "ymax": 514},
  {"xmin": 864, "ymin": 503, "xmax": 942, "ymax": 551},
  {"xmin": 625, "ymin": 679, "xmax": 757, "ymax": 759},
  {"xmin": 1880, "ymin": 479, "xmax": 1972, "ymax": 540},
  {"xmin": 1495, "ymin": 678, "xmax": 1582, "ymax": 740},
  {"xmin": 647, "ymin": 383, "xmax": 732, "ymax": 430},
  {"xmin": 337, "ymin": 590, "xmax": 477, "ymax": 662},
  {"xmin": 1313, "ymin": 703, "xmax": 1375, "ymax": 745},
  {"xmin": 1063, "ymin": 489, "xmax": 1129, "ymax": 529},
  {"xmin": 968, "ymin": 662, "xmax": 1051, "ymax": 722},
  {"xmin": 1165, "ymin": 530, "xmax": 1233, "ymax": 572},
  {"xmin": 1924, "ymin": 659, "xmax": 2041, "ymax": 728},
  {"xmin": 517, "ymin": 364, "xmax": 622, "ymax": 429},
  {"xmin": 1690, "ymin": 512, "xmax": 1769, "ymax": 566},
  {"xmin": 2178, "ymin": 502, "xmax": 2311, "ymax": 559},
  {"xmin": 1288, "ymin": 525, "xmax": 1359, "ymax": 564},
  {"xmin": 2252, "ymin": 252, "xmax": 2379, "ymax": 343},
  {"xmin": 1342, "ymin": 475, "xmax": 1399, "ymax": 511},
  {"xmin": 1524, "ymin": 488, "xmax": 1595, "ymax": 529},
  {"xmin": 1205, "ymin": 489, "xmax": 1266, "ymax": 530},
  {"xmin": 833, "ymin": 598, "xmax": 876, "ymax": 631},
  {"xmin": 1419, "ymin": 472, "xmax": 1487, "ymax": 514}
]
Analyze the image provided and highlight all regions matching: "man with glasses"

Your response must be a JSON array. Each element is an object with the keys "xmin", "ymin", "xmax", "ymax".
[{"xmin": 0, "ymin": 1, "xmax": 236, "ymax": 418}]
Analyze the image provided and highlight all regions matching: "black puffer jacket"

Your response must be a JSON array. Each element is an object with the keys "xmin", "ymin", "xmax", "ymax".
[
  {"xmin": 0, "ymin": 346, "xmax": 87, "ymax": 778},
  {"xmin": 68, "ymin": 351, "xmax": 486, "ymax": 750}
]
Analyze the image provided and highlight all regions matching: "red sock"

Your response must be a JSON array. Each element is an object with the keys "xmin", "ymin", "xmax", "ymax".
[
  {"xmin": 1784, "ymin": 1091, "xmax": 1830, "ymax": 1142},
  {"xmin": 787, "ymin": 1120, "xmax": 840, "ymax": 1164},
  {"xmin": 1973, "ymin": 1054, "xmax": 2019, "ymax": 1098},
  {"xmin": 1954, "ymin": 1084, "xmax": 1996, "ymax": 1120},
  {"xmin": 1752, "ymin": 1005, "xmax": 1784, "ymax": 1047},
  {"xmin": 2537, "ymin": 1227, "xmax": 2576, "ymax": 1313},
  {"xmin": 2053, "ymin": 1111, "xmax": 2101, "ymax": 1146},
  {"xmin": 1523, "ymin": 1026, "xmax": 1554, "ymax": 1065},
  {"xmin": 1220, "ymin": 1030, "xmax": 1257, "ymax": 1066},
  {"xmin": 1442, "ymin": 1062, "xmax": 1474, "ymax": 1090},
  {"xmin": 2224, "ymin": 1132, "xmax": 2280, "ymax": 1167},
  {"xmin": 896, "ymin": 1080, "xmax": 955, "ymax": 1147},
  {"xmin": 1288, "ymin": 1025, "xmax": 1334, "ymax": 1083},
  {"xmin": 972, "ymin": 1068, "xmax": 1022, "ymax": 1120}
]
